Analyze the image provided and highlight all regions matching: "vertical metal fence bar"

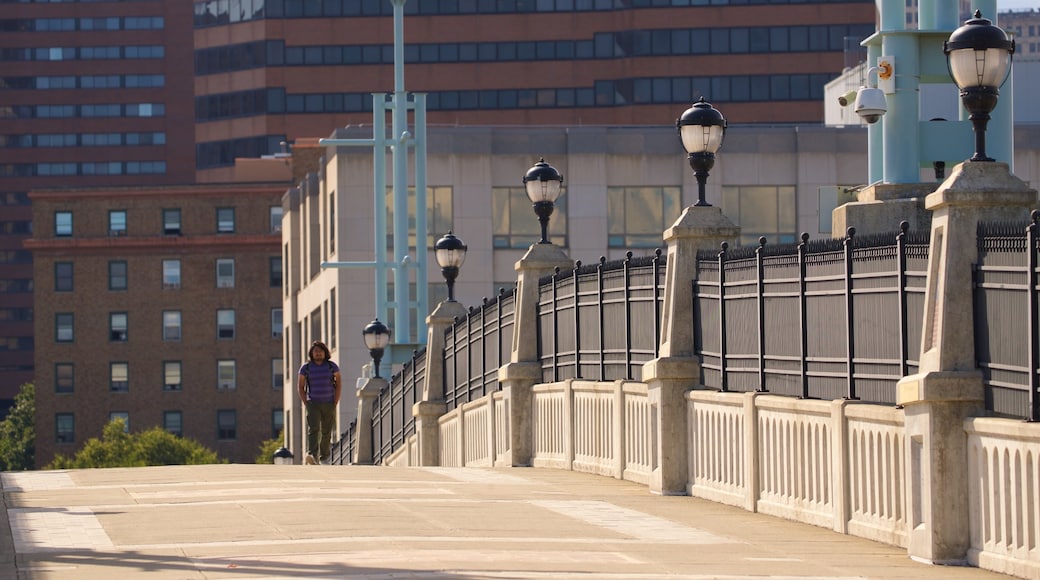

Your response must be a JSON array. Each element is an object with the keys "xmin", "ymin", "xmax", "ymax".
[
  {"xmin": 624, "ymin": 252, "xmax": 634, "ymax": 380},
  {"xmin": 598, "ymin": 257, "xmax": 606, "ymax": 381},
  {"xmin": 799, "ymin": 232, "xmax": 810, "ymax": 399},
  {"xmin": 653, "ymin": 248, "xmax": 662, "ymax": 359},
  {"xmin": 1029, "ymin": 210, "xmax": 1040, "ymax": 422},
  {"xmin": 498, "ymin": 288, "xmax": 506, "ymax": 372},
  {"xmin": 574, "ymin": 261, "xmax": 583, "ymax": 379},
  {"xmin": 718, "ymin": 242, "xmax": 729, "ymax": 392},
  {"xmin": 481, "ymin": 300, "xmax": 488, "ymax": 397},
  {"xmin": 467, "ymin": 307, "xmax": 475, "ymax": 404},
  {"xmin": 756, "ymin": 237, "xmax": 767, "ymax": 393},
  {"xmin": 897, "ymin": 221, "xmax": 910, "ymax": 378},
  {"xmin": 552, "ymin": 267, "xmax": 560, "ymax": 383},
  {"xmin": 451, "ymin": 319, "xmax": 459, "ymax": 410},
  {"xmin": 845, "ymin": 227, "xmax": 858, "ymax": 401}
]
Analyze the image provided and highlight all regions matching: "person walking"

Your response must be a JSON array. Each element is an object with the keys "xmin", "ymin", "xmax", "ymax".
[{"xmin": 297, "ymin": 340, "xmax": 342, "ymax": 465}]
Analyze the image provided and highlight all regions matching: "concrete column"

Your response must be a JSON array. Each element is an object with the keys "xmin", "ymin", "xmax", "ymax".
[
  {"xmin": 353, "ymin": 376, "xmax": 387, "ymax": 465},
  {"xmin": 499, "ymin": 242, "xmax": 572, "ymax": 466},
  {"xmin": 412, "ymin": 299, "xmax": 468, "ymax": 466},
  {"xmin": 896, "ymin": 161, "xmax": 1035, "ymax": 564},
  {"xmin": 643, "ymin": 205, "xmax": 740, "ymax": 495}
]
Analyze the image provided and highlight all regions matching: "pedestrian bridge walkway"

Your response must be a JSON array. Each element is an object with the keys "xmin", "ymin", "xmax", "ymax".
[{"xmin": 0, "ymin": 464, "xmax": 1008, "ymax": 579}]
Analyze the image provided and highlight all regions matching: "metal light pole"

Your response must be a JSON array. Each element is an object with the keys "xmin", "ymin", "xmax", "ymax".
[{"xmin": 318, "ymin": 0, "xmax": 428, "ymax": 375}]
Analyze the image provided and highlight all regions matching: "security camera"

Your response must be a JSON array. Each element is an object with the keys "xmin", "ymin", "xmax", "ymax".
[
  {"xmin": 853, "ymin": 86, "xmax": 887, "ymax": 124},
  {"xmin": 837, "ymin": 90, "xmax": 858, "ymax": 107}
]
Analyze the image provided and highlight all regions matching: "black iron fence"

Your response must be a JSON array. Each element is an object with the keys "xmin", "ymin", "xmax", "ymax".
[
  {"xmin": 694, "ymin": 224, "xmax": 930, "ymax": 404},
  {"xmin": 975, "ymin": 212, "xmax": 1040, "ymax": 421},
  {"xmin": 370, "ymin": 349, "xmax": 426, "ymax": 465},
  {"xmin": 538, "ymin": 251, "xmax": 666, "ymax": 383},
  {"xmin": 444, "ymin": 288, "xmax": 516, "ymax": 411},
  {"xmin": 330, "ymin": 419, "xmax": 356, "ymax": 465},
  {"xmin": 330, "ymin": 215, "xmax": 1040, "ymax": 466}
]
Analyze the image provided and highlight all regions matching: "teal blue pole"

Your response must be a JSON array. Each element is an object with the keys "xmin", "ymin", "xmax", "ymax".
[
  {"xmin": 882, "ymin": 33, "xmax": 920, "ymax": 183},
  {"xmin": 414, "ymin": 93, "xmax": 429, "ymax": 341}
]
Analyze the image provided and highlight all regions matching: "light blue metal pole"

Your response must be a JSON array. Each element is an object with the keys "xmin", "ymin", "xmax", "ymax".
[
  {"xmin": 414, "ymin": 92, "xmax": 429, "ymax": 341},
  {"xmin": 391, "ymin": 0, "xmax": 411, "ymax": 347}
]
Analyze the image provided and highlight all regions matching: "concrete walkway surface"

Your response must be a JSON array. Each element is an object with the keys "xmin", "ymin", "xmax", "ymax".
[{"xmin": 0, "ymin": 464, "xmax": 1012, "ymax": 579}]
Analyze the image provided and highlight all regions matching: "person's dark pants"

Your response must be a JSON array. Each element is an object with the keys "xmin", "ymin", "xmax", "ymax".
[{"xmin": 305, "ymin": 401, "xmax": 337, "ymax": 461}]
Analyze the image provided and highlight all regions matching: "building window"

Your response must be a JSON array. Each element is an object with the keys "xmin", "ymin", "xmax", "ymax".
[
  {"xmin": 216, "ymin": 207, "xmax": 235, "ymax": 233},
  {"xmin": 272, "ymin": 408, "xmax": 283, "ymax": 439},
  {"xmin": 109, "ymin": 210, "xmax": 127, "ymax": 236},
  {"xmin": 270, "ymin": 206, "xmax": 282, "ymax": 233},
  {"xmin": 163, "ymin": 310, "xmax": 181, "ymax": 341},
  {"xmin": 272, "ymin": 358, "xmax": 283, "ymax": 389},
  {"xmin": 109, "ymin": 411, "xmax": 129, "ymax": 431},
  {"xmin": 110, "ymin": 362, "xmax": 129, "ymax": 392},
  {"xmin": 720, "ymin": 185, "xmax": 798, "ymax": 246},
  {"xmin": 386, "ymin": 186, "xmax": 453, "ymax": 250},
  {"xmin": 56, "ymin": 313, "xmax": 74, "ymax": 342},
  {"xmin": 163, "ymin": 361, "xmax": 182, "ymax": 391},
  {"xmin": 109, "ymin": 260, "xmax": 127, "ymax": 290},
  {"xmin": 271, "ymin": 308, "xmax": 282, "ymax": 339},
  {"xmin": 109, "ymin": 312, "xmax": 128, "ymax": 342},
  {"xmin": 163, "ymin": 208, "xmax": 181, "ymax": 235},
  {"xmin": 607, "ymin": 186, "xmax": 682, "ymax": 248},
  {"xmin": 55, "ymin": 211, "xmax": 72, "ymax": 237},
  {"xmin": 330, "ymin": 288, "xmax": 337, "ymax": 349},
  {"xmin": 164, "ymin": 411, "xmax": 182, "ymax": 437},
  {"xmin": 56, "ymin": 413, "xmax": 74, "ymax": 443},
  {"xmin": 216, "ymin": 258, "xmax": 235, "ymax": 288},
  {"xmin": 162, "ymin": 259, "xmax": 181, "ymax": 289},
  {"xmin": 269, "ymin": 256, "xmax": 282, "ymax": 287},
  {"xmin": 217, "ymin": 360, "xmax": 236, "ymax": 390},
  {"xmin": 328, "ymin": 189, "xmax": 336, "ymax": 254},
  {"xmin": 55, "ymin": 363, "xmax": 74, "ymax": 394},
  {"xmin": 492, "ymin": 186, "xmax": 568, "ymax": 248},
  {"xmin": 217, "ymin": 409, "xmax": 236, "ymax": 440},
  {"xmin": 217, "ymin": 309, "xmax": 235, "ymax": 339},
  {"xmin": 55, "ymin": 262, "xmax": 73, "ymax": 292}
]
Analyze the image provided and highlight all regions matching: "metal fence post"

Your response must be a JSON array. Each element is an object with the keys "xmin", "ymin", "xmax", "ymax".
[
  {"xmin": 1028, "ymin": 210, "xmax": 1040, "ymax": 422},
  {"xmin": 598, "ymin": 257, "xmax": 606, "ymax": 381},
  {"xmin": 845, "ymin": 227, "xmax": 858, "ymax": 401},
  {"xmin": 573, "ymin": 261, "xmax": 583, "ymax": 379},
  {"xmin": 756, "ymin": 236, "xmax": 768, "ymax": 393},
  {"xmin": 897, "ymin": 221, "xmax": 910, "ymax": 379},
  {"xmin": 799, "ymin": 232, "xmax": 810, "ymax": 399},
  {"xmin": 718, "ymin": 242, "xmax": 729, "ymax": 392},
  {"xmin": 653, "ymin": 248, "xmax": 663, "ymax": 359},
  {"xmin": 624, "ymin": 251, "xmax": 634, "ymax": 380},
  {"xmin": 552, "ymin": 266, "xmax": 561, "ymax": 383}
]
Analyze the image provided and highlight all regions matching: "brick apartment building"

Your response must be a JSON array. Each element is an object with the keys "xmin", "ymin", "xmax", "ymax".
[{"xmin": 26, "ymin": 184, "xmax": 286, "ymax": 466}]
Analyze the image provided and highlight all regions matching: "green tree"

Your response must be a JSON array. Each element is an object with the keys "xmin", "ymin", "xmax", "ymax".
[
  {"xmin": 0, "ymin": 383, "xmax": 35, "ymax": 471},
  {"xmin": 254, "ymin": 431, "xmax": 283, "ymax": 464},
  {"xmin": 48, "ymin": 418, "xmax": 221, "ymax": 469}
]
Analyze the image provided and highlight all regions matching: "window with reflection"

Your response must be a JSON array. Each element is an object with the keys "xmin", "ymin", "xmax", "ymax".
[
  {"xmin": 492, "ymin": 187, "xmax": 568, "ymax": 249},
  {"xmin": 607, "ymin": 186, "xmax": 681, "ymax": 248},
  {"xmin": 385, "ymin": 186, "xmax": 453, "ymax": 251},
  {"xmin": 720, "ymin": 185, "xmax": 798, "ymax": 246}
]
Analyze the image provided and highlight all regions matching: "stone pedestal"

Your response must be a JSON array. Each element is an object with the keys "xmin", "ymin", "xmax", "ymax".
[
  {"xmin": 832, "ymin": 182, "xmax": 936, "ymax": 237},
  {"xmin": 896, "ymin": 161, "xmax": 1036, "ymax": 564},
  {"xmin": 411, "ymin": 299, "xmax": 469, "ymax": 466},
  {"xmin": 353, "ymin": 376, "xmax": 387, "ymax": 465},
  {"xmin": 643, "ymin": 205, "xmax": 740, "ymax": 495},
  {"xmin": 498, "ymin": 361, "xmax": 543, "ymax": 467},
  {"xmin": 502, "ymin": 242, "xmax": 572, "ymax": 466}
]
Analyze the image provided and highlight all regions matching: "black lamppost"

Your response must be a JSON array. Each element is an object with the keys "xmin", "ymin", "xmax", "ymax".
[
  {"xmin": 944, "ymin": 10, "xmax": 1015, "ymax": 162},
  {"xmin": 362, "ymin": 319, "xmax": 391, "ymax": 378},
  {"xmin": 523, "ymin": 158, "xmax": 563, "ymax": 244},
  {"xmin": 434, "ymin": 231, "xmax": 467, "ymax": 302},
  {"xmin": 677, "ymin": 97, "xmax": 727, "ymax": 207}
]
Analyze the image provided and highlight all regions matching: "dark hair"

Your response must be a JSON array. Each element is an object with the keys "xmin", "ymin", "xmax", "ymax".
[{"xmin": 308, "ymin": 341, "xmax": 331, "ymax": 363}]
